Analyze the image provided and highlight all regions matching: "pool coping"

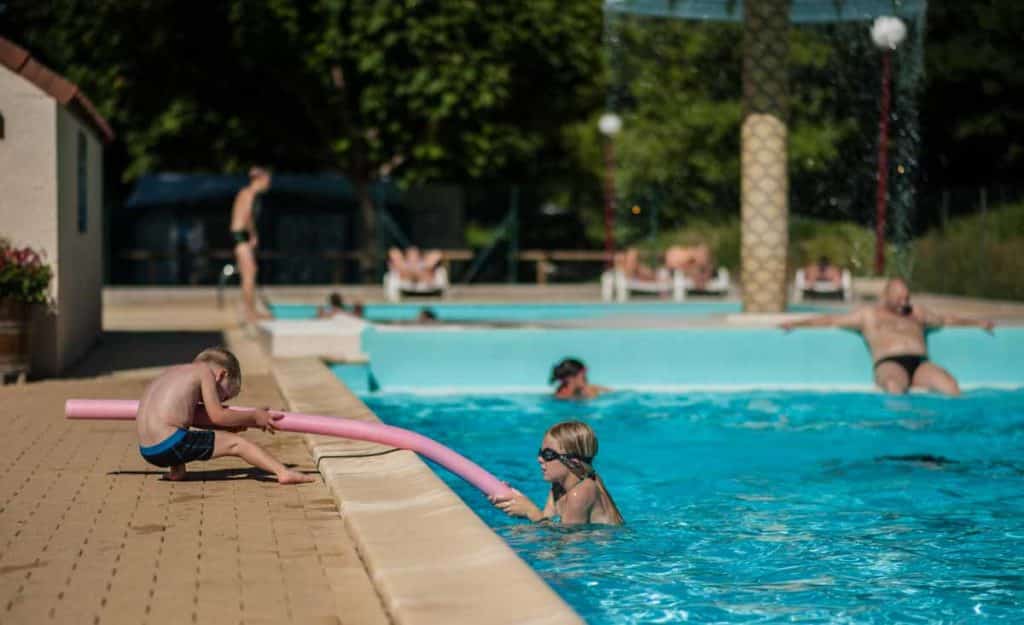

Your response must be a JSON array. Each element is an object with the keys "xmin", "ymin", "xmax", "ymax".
[{"xmin": 271, "ymin": 356, "xmax": 584, "ymax": 625}]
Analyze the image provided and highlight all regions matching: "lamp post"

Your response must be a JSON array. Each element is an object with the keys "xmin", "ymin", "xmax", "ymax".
[
  {"xmin": 870, "ymin": 16, "xmax": 907, "ymax": 276},
  {"xmin": 598, "ymin": 112, "xmax": 622, "ymax": 267}
]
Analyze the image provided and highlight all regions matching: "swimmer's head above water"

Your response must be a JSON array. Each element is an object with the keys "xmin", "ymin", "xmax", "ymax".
[
  {"xmin": 550, "ymin": 357, "xmax": 587, "ymax": 387},
  {"xmin": 539, "ymin": 421, "xmax": 624, "ymax": 524},
  {"xmin": 550, "ymin": 358, "xmax": 610, "ymax": 400}
]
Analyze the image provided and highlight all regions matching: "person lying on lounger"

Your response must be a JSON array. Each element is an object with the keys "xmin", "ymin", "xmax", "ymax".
[
  {"xmin": 613, "ymin": 247, "xmax": 659, "ymax": 281},
  {"xmin": 802, "ymin": 255, "xmax": 844, "ymax": 289},
  {"xmin": 780, "ymin": 278, "xmax": 995, "ymax": 396},
  {"xmin": 550, "ymin": 358, "xmax": 610, "ymax": 400},
  {"xmin": 388, "ymin": 246, "xmax": 443, "ymax": 285},
  {"xmin": 665, "ymin": 243, "xmax": 714, "ymax": 291}
]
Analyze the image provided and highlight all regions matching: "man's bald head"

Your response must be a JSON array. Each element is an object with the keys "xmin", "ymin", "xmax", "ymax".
[{"xmin": 882, "ymin": 278, "xmax": 911, "ymax": 312}]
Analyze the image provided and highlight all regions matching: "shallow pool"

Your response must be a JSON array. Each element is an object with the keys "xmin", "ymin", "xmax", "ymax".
[{"xmin": 366, "ymin": 390, "xmax": 1024, "ymax": 624}]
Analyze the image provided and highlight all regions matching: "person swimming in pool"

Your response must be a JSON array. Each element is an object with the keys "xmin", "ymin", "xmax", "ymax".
[
  {"xmin": 550, "ymin": 358, "xmax": 610, "ymax": 400},
  {"xmin": 490, "ymin": 421, "xmax": 624, "ymax": 526},
  {"xmin": 780, "ymin": 278, "xmax": 995, "ymax": 395}
]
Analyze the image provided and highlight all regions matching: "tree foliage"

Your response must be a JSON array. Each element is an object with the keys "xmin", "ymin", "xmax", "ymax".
[{"xmin": 0, "ymin": 0, "xmax": 602, "ymax": 185}]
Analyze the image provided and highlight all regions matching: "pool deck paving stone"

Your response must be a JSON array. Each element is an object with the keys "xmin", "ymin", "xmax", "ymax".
[{"xmin": 1, "ymin": 297, "xmax": 389, "ymax": 625}]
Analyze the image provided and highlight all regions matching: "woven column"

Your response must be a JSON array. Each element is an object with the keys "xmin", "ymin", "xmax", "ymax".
[{"xmin": 741, "ymin": 0, "xmax": 790, "ymax": 312}]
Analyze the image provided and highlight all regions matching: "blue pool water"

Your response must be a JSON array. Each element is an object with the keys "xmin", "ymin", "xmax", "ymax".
[
  {"xmin": 271, "ymin": 301, "xmax": 831, "ymax": 323},
  {"xmin": 366, "ymin": 390, "xmax": 1024, "ymax": 624}
]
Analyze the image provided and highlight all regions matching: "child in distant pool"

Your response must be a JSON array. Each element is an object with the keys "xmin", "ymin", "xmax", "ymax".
[
  {"xmin": 490, "ymin": 421, "xmax": 623, "ymax": 526},
  {"xmin": 136, "ymin": 346, "xmax": 313, "ymax": 484},
  {"xmin": 550, "ymin": 358, "xmax": 610, "ymax": 400}
]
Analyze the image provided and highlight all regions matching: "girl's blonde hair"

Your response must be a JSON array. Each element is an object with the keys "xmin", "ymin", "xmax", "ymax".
[{"xmin": 546, "ymin": 421, "xmax": 624, "ymax": 525}]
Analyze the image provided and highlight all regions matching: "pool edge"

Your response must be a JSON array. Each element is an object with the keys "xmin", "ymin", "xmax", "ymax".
[{"xmin": 271, "ymin": 356, "xmax": 584, "ymax": 625}]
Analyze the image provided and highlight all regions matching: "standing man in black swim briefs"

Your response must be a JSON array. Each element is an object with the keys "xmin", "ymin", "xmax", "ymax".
[
  {"xmin": 231, "ymin": 167, "xmax": 272, "ymax": 321},
  {"xmin": 780, "ymin": 278, "xmax": 995, "ymax": 395}
]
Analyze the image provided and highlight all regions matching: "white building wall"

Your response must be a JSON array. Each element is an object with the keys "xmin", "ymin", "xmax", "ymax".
[
  {"xmin": 0, "ymin": 64, "xmax": 61, "ymax": 373},
  {"xmin": 56, "ymin": 107, "xmax": 104, "ymax": 372}
]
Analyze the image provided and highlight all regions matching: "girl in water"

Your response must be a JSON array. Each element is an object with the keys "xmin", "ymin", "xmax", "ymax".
[
  {"xmin": 490, "ymin": 421, "xmax": 624, "ymax": 526},
  {"xmin": 550, "ymin": 358, "xmax": 610, "ymax": 400}
]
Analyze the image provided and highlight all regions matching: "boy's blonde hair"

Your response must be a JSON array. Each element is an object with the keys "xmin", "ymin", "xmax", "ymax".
[{"xmin": 195, "ymin": 347, "xmax": 242, "ymax": 389}]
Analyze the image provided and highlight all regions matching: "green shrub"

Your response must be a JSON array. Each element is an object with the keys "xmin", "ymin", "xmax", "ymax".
[
  {"xmin": 0, "ymin": 238, "xmax": 54, "ymax": 305},
  {"xmin": 910, "ymin": 204, "xmax": 1024, "ymax": 300}
]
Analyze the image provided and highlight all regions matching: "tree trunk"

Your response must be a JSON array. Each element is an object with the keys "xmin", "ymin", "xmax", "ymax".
[
  {"xmin": 355, "ymin": 176, "xmax": 378, "ymax": 284},
  {"xmin": 740, "ymin": 0, "xmax": 790, "ymax": 313}
]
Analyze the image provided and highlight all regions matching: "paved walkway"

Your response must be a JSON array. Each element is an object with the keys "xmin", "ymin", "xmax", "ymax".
[{"xmin": 0, "ymin": 300, "xmax": 388, "ymax": 625}]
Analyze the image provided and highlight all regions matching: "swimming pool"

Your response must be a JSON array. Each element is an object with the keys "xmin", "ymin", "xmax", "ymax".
[
  {"xmin": 366, "ymin": 390, "xmax": 1024, "ymax": 624},
  {"xmin": 271, "ymin": 301, "xmax": 833, "ymax": 324},
  {"xmin": 337, "ymin": 326, "xmax": 1024, "ymax": 392}
]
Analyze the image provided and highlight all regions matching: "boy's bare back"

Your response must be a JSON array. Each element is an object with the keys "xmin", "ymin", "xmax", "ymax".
[{"xmin": 137, "ymin": 363, "xmax": 208, "ymax": 448}]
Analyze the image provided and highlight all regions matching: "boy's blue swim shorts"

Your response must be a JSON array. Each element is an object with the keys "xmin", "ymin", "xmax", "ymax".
[{"xmin": 140, "ymin": 429, "xmax": 215, "ymax": 467}]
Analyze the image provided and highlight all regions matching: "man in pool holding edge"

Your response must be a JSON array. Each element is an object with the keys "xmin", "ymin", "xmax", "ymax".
[{"xmin": 780, "ymin": 278, "xmax": 995, "ymax": 396}]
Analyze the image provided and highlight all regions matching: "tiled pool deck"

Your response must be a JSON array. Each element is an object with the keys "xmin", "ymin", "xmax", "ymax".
[{"xmin": 3, "ymin": 285, "xmax": 1022, "ymax": 625}]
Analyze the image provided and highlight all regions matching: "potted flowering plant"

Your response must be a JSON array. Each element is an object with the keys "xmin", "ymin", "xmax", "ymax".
[{"xmin": 0, "ymin": 237, "xmax": 53, "ymax": 375}]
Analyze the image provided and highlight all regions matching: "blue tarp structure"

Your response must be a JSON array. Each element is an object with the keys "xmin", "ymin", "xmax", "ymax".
[{"xmin": 124, "ymin": 172, "xmax": 400, "ymax": 209}]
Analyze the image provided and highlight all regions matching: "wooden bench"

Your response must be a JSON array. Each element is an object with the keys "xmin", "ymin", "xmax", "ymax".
[{"xmin": 519, "ymin": 250, "xmax": 613, "ymax": 284}]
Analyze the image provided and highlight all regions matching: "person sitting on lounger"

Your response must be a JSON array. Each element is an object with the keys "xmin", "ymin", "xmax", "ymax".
[
  {"xmin": 613, "ymin": 247, "xmax": 659, "ymax": 282},
  {"xmin": 665, "ymin": 243, "xmax": 714, "ymax": 291},
  {"xmin": 388, "ymin": 246, "xmax": 443, "ymax": 285},
  {"xmin": 551, "ymin": 358, "xmax": 610, "ymax": 400},
  {"xmin": 780, "ymin": 278, "xmax": 995, "ymax": 396},
  {"xmin": 803, "ymin": 255, "xmax": 843, "ymax": 289}
]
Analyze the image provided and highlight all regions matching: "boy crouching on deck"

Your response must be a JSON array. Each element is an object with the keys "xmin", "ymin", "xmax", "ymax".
[{"xmin": 136, "ymin": 347, "xmax": 313, "ymax": 484}]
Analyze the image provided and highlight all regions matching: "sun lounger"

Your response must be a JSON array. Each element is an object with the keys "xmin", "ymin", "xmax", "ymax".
[
  {"xmin": 384, "ymin": 266, "xmax": 449, "ymax": 302},
  {"xmin": 601, "ymin": 268, "xmax": 686, "ymax": 302},
  {"xmin": 793, "ymin": 268, "xmax": 852, "ymax": 302},
  {"xmin": 683, "ymin": 267, "xmax": 731, "ymax": 296}
]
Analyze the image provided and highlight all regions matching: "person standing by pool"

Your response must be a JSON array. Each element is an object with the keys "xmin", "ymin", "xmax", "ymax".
[
  {"xmin": 780, "ymin": 278, "xmax": 995, "ymax": 395},
  {"xmin": 490, "ymin": 421, "xmax": 623, "ymax": 526},
  {"xmin": 551, "ymin": 358, "xmax": 610, "ymax": 400},
  {"xmin": 231, "ymin": 167, "xmax": 272, "ymax": 321}
]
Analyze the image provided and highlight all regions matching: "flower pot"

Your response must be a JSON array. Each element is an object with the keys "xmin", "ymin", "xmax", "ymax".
[{"xmin": 0, "ymin": 298, "xmax": 31, "ymax": 376}]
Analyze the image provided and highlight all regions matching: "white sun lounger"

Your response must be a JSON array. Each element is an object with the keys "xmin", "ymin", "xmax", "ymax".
[
  {"xmin": 601, "ymin": 268, "xmax": 685, "ymax": 302},
  {"xmin": 683, "ymin": 267, "xmax": 731, "ymax": 296},
  {"xmin": 384, "ymin": 266, "xmax": 449, "ymax": 302},
  {"xmin": 792, "ymin": 268, "xmax": 852, "ymax": 302},
  {"xmin": 601, "ymin": 266, "xmax": 731, "ymax": 302}
]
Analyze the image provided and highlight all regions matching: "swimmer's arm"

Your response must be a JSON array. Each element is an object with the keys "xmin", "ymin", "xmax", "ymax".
[
  {"xmin": 489, "ymin": 489, "xmax": 548, "ymax": 522},
  {"xmin": 781, "ymin": 309, "xmax": 865, "ymax": 331},
  {"xmin": 921, "ymin": 308, "xmax": 995, "ymax": 332},
  {"xmin": 542, "ymin": 491, "xmax": 556, "ymax": 520}
]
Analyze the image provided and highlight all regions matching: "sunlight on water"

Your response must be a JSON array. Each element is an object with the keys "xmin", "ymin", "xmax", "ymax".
[{"xmin": 368, "ymin": 390, "xmax": 1024, "ymax": 624}]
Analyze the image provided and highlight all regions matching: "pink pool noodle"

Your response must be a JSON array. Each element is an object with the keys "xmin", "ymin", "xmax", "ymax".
[{"xmin": 66, "ymin": 399, "xmax": 512, "ymax": 498}]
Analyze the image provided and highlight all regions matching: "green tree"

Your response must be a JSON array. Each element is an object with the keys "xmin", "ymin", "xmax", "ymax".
[{"xmin": 1, "ymin": 0, "xmax": 602, "ymax": 279}]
